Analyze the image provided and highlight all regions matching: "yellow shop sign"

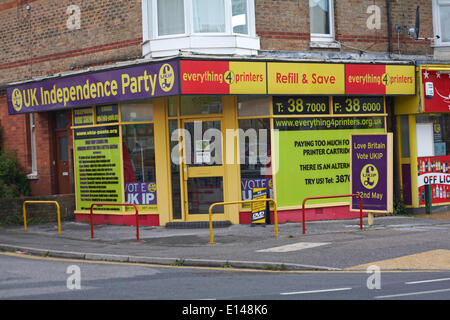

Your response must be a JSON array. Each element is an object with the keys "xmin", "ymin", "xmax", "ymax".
[{"xmin": 267, "ymin": 62, "xmax": 345, "ymax": 95}]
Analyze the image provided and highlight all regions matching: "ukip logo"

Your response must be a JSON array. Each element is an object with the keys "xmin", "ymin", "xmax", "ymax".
[
  {"xmin": 159, "ymin": 63, "xmax": 175, "ymax": 93},
  {"xmin": 11, "ymin": 88, "xmax": 23, "ymax": 112},
  {"xmin": 361, "ymin": 164, "xmax": 379, "ymax": 190}
]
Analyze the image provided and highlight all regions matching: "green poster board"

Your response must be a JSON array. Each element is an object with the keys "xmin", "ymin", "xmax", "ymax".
[
  {"xmin": 274, "ymin": 117, "xmax": 385, "ymax": 207},
  {"xmin": 74, "ymin": 125, "xmax": 123, "ymax": 211}
]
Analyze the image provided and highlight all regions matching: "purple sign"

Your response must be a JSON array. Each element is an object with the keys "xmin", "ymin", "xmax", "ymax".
[
  {"xmin": 7, "ymin": 60, "xmax": 179, "ymax": 115},
  {"xmin": 351, "ymin": 134, "xmax": 388, "ymax": 212},
  {"xmin": 125, "ymin": 182, "xmax": 157, "ymax": 206},
  {"xmin": 241, "ymin": 177, "xmax": 273, "ymax": 202}
]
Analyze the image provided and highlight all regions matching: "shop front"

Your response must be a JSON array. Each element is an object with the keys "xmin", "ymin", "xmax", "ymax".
[
  {"xmin": 7, "ymin": 57, "xmax": 415, "ymax": 226},
  {"xmin": 395, "ymin": 64, "xmax": 450, "ymax": 212}
]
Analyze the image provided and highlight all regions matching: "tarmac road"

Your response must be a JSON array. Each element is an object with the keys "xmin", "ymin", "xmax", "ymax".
[{"xmin": 1, "ymin": 214, "xmax": 450, "ymax": 271}]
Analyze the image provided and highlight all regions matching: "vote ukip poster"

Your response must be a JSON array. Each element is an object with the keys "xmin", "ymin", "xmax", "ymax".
[{"xmin": 350, "ymin": 133, "xmax": 393, "ymax": 213}]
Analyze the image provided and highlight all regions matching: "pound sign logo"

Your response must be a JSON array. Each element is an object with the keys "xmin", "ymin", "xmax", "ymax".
[
  {"xmin": 159, "ymin": 63, "xmax": 175, "ymax": 92},
  {"xmin": 360, "ymin": 164, "xmax": 379, "ymax": 190},
  {"xmin": 11, "ymin": 89, "xmax": 23, "ymax": 112}
]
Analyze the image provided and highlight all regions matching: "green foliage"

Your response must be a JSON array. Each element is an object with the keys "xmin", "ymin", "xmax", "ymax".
[
  {"xmin": 393, "ymin": 194, "xmax": 407, "ymax": 216},
  {"xmin": 0, "ymin": 126, "xmax": 31, "ymax": 198}
]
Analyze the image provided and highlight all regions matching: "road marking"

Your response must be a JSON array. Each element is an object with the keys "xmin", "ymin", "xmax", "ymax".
[
  {"xmin": 375, "ymin": 288, "xmax": 450, "ymax": 299},
  {"xmin": 257, "ymin": 242, "xmax": 329, "ymax": 253},
  {"xmin": 280, "ymin": 287, "xmax": 352, "ymax": 296},
  {"xmin": 405, "ymin": 277, "xmax": 450, "ymax": 285},
  {"xmin": 347, "ymin": 249, "xmax": 450, "ymax": 270}
]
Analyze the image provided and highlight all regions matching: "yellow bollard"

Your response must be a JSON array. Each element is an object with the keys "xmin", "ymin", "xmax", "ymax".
[
  {"xmin": 368, "ymin": 212, "xmax": 374, "ymax": 226},
  {"xmin": 22, "ymin": 201, "xmax": 61, "ymax": 235}
]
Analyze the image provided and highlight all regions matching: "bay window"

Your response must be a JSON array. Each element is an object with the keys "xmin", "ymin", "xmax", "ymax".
[{"xmin": 142, "ymin": 0, "xmax": 259, "ymax": 57}]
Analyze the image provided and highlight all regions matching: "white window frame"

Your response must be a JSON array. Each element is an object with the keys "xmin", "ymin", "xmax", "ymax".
[
  {"xmin": 309, "ymin": 0, "xmax": 335, "ymax": 43},
  {"xmin": 27, "ymin": 113, "xmax": 38, "ymax": 179},
  {"xmin": 433, "ymin": 0, "xmax": 450, "ymax": 46},
  {"xmin": 142, "ymin": 0, "xmax": 259, "ymax": 57}
]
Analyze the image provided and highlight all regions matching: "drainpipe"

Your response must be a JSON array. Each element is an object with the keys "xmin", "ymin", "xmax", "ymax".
[{"xmin": 386, "ymin": 0, "xmax": 393, "ymax": 57}]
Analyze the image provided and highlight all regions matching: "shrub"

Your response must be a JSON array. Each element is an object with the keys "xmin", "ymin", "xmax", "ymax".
[{"xmin": 0, "ymin": 126, "xmax": 31, "ymax": 198}]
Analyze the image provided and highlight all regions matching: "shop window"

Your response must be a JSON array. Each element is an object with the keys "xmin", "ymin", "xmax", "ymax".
[
  {"xmin": 400, "ymin": 115, "xmax": 410, "ymax": 158},
  {"xmin": 168, "ymin": 97, "xmax": 178, "ymax": 117},
  {"xmin": 122, "ymin": 123, "xmax": 157, "ymax": 208},
  {"xmin": 169, "ymin": 120, "xmax": 182, "ymax": 219},
  {"xmin": 433, "ymin": 0, "xmax": 450, "ymax": 46},
  {"xmin": 121, "ymin": 100, "xmax": 154, "ymax": 122},
  {"xmin": 416, "ymin": 114, "xmax": 450, "ymax": 156},
  {"xmin": 180, "ymin": 96, "xmax": 222, "ymax": 115},
  {"xmin": 96, "ymin": 105, "xmax": 119, "ymax": 124},
  {"xmin": 309, "ymin": 0, "xmax": 335, "ymax": 43},
  {"xmin": 73, "ymin": 107, "xmax": 94, "ymax": 126},
  {"xmin": 142, "ymin": 0, "xmax": 259, "ymax": 57},
  {"xmin": 416, "ymin": 114, "xmax": 450, "ymax": 205},
  {"xmin": 238, "ymin": 118, "xmax": 272, "ymax": 205},
  {"xmin": 237, "ymin": 96, "xmax": 270, "ymax": 117}
]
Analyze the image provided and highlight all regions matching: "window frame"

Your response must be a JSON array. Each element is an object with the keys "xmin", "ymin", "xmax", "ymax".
[
  {"xmin": 309, "ymin": 0, "xmax": 335, "ymax": 43},
  {"xmin": 433, "ymin": 0, "xmax": 450, "ymax": 46},
  {"xmin": 142, "ymin": 0, "xmax": 259, "ymax": 57},
  {"xmin": 145, "ymin": 0, "xmax": 255, "ymax": 39},
  {"xmin": 27, "ymin": 113, "xmax": 38, "ymax": 179}
]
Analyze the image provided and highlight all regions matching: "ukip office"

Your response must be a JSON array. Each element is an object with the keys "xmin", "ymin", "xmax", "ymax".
[{"xmin": 6, "ymin": 57, "xmax": 416, "ymax": 227}]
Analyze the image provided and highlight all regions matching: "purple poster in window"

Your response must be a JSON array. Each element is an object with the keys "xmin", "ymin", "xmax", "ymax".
[
  {"xmin": 351, "ymin": 134, "xmax": 389, "ymax": 212},
  {"xmin": 7, "ymin": 60, "xmax": 179, "ymax": 115},
  {"xmin": 125, "ymin": 182, "xmax": 157, "ymax": 207}
]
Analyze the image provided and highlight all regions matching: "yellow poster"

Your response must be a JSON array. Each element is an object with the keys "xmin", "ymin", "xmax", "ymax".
[{"xmin": 267, "ymin": 62, "xmax": 345, "ymax": 95}]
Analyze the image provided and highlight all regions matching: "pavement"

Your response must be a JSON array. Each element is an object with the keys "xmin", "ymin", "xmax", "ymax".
[{"xmin": 1, "ymin": 213, "xmax": 450, "ymax": 271}]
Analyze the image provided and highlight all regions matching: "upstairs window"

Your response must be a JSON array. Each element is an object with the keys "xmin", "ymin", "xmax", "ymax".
[
  {"xmin": 309, "ymin": 0, "xmax": 334, "ymax": 42},
  {"xmin": 142, "ymin": 0, "xmax": 259, "ymax": 57},
  {"xmin": 433, "ymin": 0, "xmax": 450, "ymax": 46},
  {"xmin": 193, "ymin": 0, "xmax": 225, "ymax": 33},
  {"xmin": 157, "ymin": 0, "xmax": 185, "ymax": 36}
]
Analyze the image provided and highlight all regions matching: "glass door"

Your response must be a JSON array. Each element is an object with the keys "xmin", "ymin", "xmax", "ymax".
[{"xmin": 181, "ymin": 119, "xmax": 225, "ymax": 219}]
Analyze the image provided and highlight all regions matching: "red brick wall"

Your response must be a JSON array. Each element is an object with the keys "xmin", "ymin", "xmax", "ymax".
[
  {"xmin": 0, "ymin": 0, "xmax": 143, "ymax": 86},
  {"xmin": 0, "ymin": 92, "xmax": 59, "ymax": 195},
  {"xmin": 256, "ymin": 0, "xmax": 433, "ymax": 56}
]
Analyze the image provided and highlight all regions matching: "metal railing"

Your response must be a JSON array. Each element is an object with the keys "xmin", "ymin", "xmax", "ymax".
[
  {"xmin": 208, "ymin": 199, "xmax": 278, "ymax": 244},
  {"xmin": 302, "ymin": 194, "xmax": 363, "ymax": 234},
  {"xmin": 23, "ymin": 201, "xmax": 61, "ymax": 235},
  {"xmin": 90, "ymin": 203, "xmax": 140, "ymax": 242}
]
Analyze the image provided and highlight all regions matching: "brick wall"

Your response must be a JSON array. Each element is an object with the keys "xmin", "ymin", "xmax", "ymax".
[
  {"xmin": 0, "ymin": 92, "xmax": 59, "ymax": 195},
  {"xmin": 0, "ymin": 0, "xmax": 143, "ymax": 86},
  {"xmin": 0, "ymin": 193, "xmax": 75, "ymax": 225},
  {"xmin": 256, "ymin": 0, "xmax": 433, "ymax": 56}
]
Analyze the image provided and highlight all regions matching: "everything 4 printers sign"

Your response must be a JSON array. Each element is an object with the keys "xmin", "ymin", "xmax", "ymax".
[
  {"xmin": 7, "ymin": 60, "xmax": 179, "ymax": 114},
  {"xmin": 350, "ymin": 133, "xmax": 393, "ymax": 213}
]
